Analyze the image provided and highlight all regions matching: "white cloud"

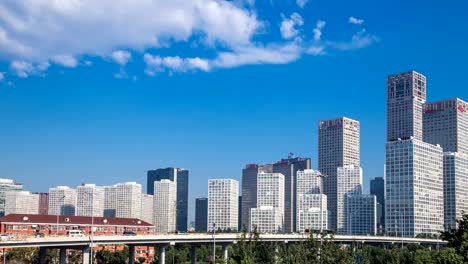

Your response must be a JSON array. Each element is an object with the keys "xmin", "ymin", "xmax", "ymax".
[
  {"xmin": 328, "ymin": 29, "xmax": 378, "ymax": 50},
  {"xmin": 144, "ymin": 54, "xmax": 210, "ymax": 74},
  {"xmin": 52, "ymin": 55, "xmax": 78, "ymax": 68},
  {"xmin": 111, "ymin": 50, "xmax": 132, "ymax": 66},
  {"xmin": 313, "ymin": 20, "xmax": 326, "ymax": 42},
  {"xmin": 0, "ymin": 0, "xmax": 259, "ymax": 64},
  {"xmin": 296, "ymin": 0, "xmax": 309, "ymax": 8},
  {"xmin": 349, "ymin": 16, "xmax": 364, "ymax": 25},
  {"xmin": 9, "ymin": 61, "xmax": 49, "ymax": 78},
  {"xmin": 280, "ymin": 13, "xmax": 304, "ymax": 40},
  {"xmin": 0, "ymin": 72, "xmax": 4, "ymax": 81}
]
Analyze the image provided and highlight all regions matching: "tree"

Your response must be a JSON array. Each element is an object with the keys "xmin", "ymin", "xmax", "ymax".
[
  {"xmin": 435, "ymin": 248, "xmax": 463, "ymax": 264},
  {"xmin": 441, "ymin": 212, "xmax": 468, "ymax": 261}
]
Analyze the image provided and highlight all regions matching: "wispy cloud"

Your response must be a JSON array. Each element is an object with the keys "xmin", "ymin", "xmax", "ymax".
[
  {"xmin": 296, "ymin": 0, "xmax": 309, "ymax": 8},
  {"xmin": 349, "ymin": 16, "xmax": 364, "ymax": 25},
  {"xmin": 328, "ymin": 29, "xmax": 379, "ymax": 50},
  {"xmin": 0, "ymin": 72, "xmax": 4, "ymax": 82},
  {"xmin": 9, "ymin": 61, "xmax": 50, "ymax": 78},
  {"xmin": 280, "ymin": 13, "xmax": 304, "ymax": 40},
  {"xmin": 313, "ymin": 20, "xmax": 326, "ymax": 42},
  {"xmin": 111, "ymin": 51, "xmax": 132, "ymax": 66}
]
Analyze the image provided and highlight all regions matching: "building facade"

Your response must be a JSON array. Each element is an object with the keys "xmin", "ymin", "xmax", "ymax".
[
  {"xmin": 153, "ymin": 180, "xmax": 177, "ymax": 234},
  {"xmin": 241, "ymin": 164, "xmax": 273, "ymax": 231},
  {"xmin": 0, "ymin": 179, "xmax": 23, "ymax": 216},
  {"xmin": 346, "ymin": 194, "xmax": 377, "ymax": 235},
  {"xmin": 385, "ymin": 139, "xmax": 444, "ymax": 237},
  {"xmin": 76, "ymin": 184, "xmax": 105, "ymax": 217},
  {"xmin": 5, "ymin": 191, "xmax": 39, "ymax": 215},
  {"xmin": 208, "ymin": 179, "xmax": 239, "ymax": 232},
  {"xmin": 296, "ymin": 170, "xmax": 327, "ymax": 232},
  {"xmin": 250, "ymin": 173, "xmax": 285, "ymax": 233},
  {"xmin": 147, "ymin": 168, "xmax": 189, "ymax": 231},
  {"xmin": 370, "ymin": 177, "xmax": 385, "ymax": 233},
  {"xmin": 104, "ymin": 185, "xmax": 118, "ymax": 217},
  {"xmin": 195, "ymin": 198, "xmax": 208, "ymax": 232},
  {"xmin": 35, "ymin": 193, "xmax": 49, "ymax": 215},
  {"xmin": 423, "ymin": 98, "xmax": 468, "ymax": 154},
  {"xmin": 443, "ymin": 152, "xmax": 468, "ymax": 231},
  {"xmin": 115, "ymin": 182, "xmax": 142, "ymax": 219},
  {"xmin": 318, "ymin": 117, "xmax": 360, "ymax": 231},
  {"xmin": 336, "ymin": 165, "xmax": 363, "ymax": 234},
  {"xmin": 387, "ymin": 71, "xmax": 426, "ymax": 141},
  {"xmin": 141, "ymin": 194, "xmax": 154, "ymax": 225},
  {"xmin": 48, "ymin": 186, "xmax": 76, "ymax": 216}
]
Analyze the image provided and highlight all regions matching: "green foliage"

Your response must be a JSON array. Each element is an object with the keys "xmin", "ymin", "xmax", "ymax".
[
  {"xmin": 95, "ymin": 248, "xmax": 129, "ymax": 264},
  {"xmin": 441, "ymin": 212, "xmax": 468, "ymax": 261},
  {"xmin": 435, "ymin": 248, "xmax": 463, "ymax": 264}
]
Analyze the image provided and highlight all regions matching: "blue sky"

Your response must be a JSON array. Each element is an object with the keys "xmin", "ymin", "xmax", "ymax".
[{"xmin": 0, "ymin": 0, "xmax": 467, "ymax": 221}]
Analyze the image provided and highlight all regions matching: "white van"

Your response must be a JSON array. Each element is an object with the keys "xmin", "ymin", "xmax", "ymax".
[{"xmin": 67, "ymin": 230, "xmax": 85, "ymax": 237}]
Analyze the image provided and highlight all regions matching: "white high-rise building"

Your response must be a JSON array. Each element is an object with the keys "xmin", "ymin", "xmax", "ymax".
[
  {"xmin": 336, "ymin": 165, "xmax": 363, "ymax": 234},
  {"xmin": 48, "ymin": 186, "xmax": 76, "ymax": 216},
  {"xmin": 104, "ymin": 185, "xmax": 118, "ymax": 217},
  {"xmin": 5, "ymin": 191, "xmax": 39, "ymax": 215},
  {"xmin": 296, "ymin": 170, "xmax": 328, "ymax": 232},
  {"xmin": 115, "ymin": 182, "xmax": 142, "ymax": 219},
  {"xmin": 141, "ymin": 194, "xmax": 154, "ymax": 224},
  {"xmin": 154, "ymin": 180, "xmax": 177, "ymax": 233},
  {"xmin": 0, "ymin": 178, "xmax": 23, "ymax": 216},
  {"xmin": 386, "ymin": 139, "xmax": 444, "ymax": 237},
  {"xmin": 208, "ymin": 179, "xmax": 239, "ymax": 232},
  {"xmin": 443, "ymin": 152, "xmax": 468, "ymax": 230},
  {"xmin": 76, "ymin": 184, "xmax": 105, "ymax": 217},
  {"xmin": 250, "ymin": 173, "xmax": 284, "ymax": 233},
  {"xmin": 346, "ymin": 194, "xmax": 377, "ymax": 235}
]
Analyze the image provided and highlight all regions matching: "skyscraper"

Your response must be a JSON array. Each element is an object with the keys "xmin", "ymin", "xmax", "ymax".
[
  {"xmin": 195, "ymin": 197, "xmax": 208, "ymax": 232},
  {"xmin": 387, "ymin": 71, "xmax": 426, "ymax": 141},
  {"xmin": 76, "ymin": 184, "xmax": 105, "ymax": 217},
  {"xmin": 147, "ymin": 168, "xmax": 189, "ymax": 231},
  {"xmin": 141, "ymin": 193, "xmax": 154, "ymax": 225},
  {"xmin": 296, "ymin": 169, "xmax": 327, "ymax": 232},
  {"xmin": 336, "ymin": 165, "xmax": 362, "ymax": 234},
  {"xmin": 241, "ymin": 164, "xmax": 273, "ymax": 231},
  {"xmin": 5, "ymin": 191, "xmax": 39, "ymax": 215},
  {"xmin": 370, "ymin": 177, "xmax": 385, "ymax": 233},
  {"xmin": 153, "ymin": 180, "xmax": 177, "ymax": 233},
  {"xmin": 35, "ymin": 193, "xmax": 49, "ymax": 215},
  {"xmin": 443, "ymin": 152, "xmax": 468, "ymax": 231},
  {"xmin": 250, "ymin": 173, "xmax": 285, "ymax": 233},
  {"xmin": 48, "ymin": 186, "xmax": 76, "ymax": 216},
  {"xmin": 104, "ymin": 185, "xmax": 117, "ymax": 217},
  {"xmin": 423, "ymin": 98, "xmax": 468, "ymax": 154},
  {"xmin": 272, "ymin": 156, "xmax": 311, "ymax": 233},
  {"xmin": 386, "ymin": 139, "xmax": 444, "ymax": 237},
  {"xmin": 115, "ymin": 182, "xmax": 142, "ymax": 219},
  {"xmin": 318, "ymin": 117, "xmax": 360, "ymax": 231},
  {"xmin": 346, "ymin": 194, "xmax": 377, "ymax": 236},
  {"xmin": 0, "ymin": 178, "xmax": 23, "ymax": 216},
  {"xmin": 208, "ymin": 179, "xmax": 239, "ymax": 232}
]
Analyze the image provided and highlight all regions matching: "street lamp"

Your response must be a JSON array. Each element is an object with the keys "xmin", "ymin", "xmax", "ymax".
[
  {"xmin": 212, "ymin": 223, "xmax": 216, "ymax": 264},
  {"xmin": 82, "ymin": 190, "xmax": 96, "ymax": 264},
  {"xmin": 317, "ymin": 171, "xmax": 327, "ymax": 264},
  {"xmin": 56, "ymin": 195, "xmax": 66, "ymax": 237}
]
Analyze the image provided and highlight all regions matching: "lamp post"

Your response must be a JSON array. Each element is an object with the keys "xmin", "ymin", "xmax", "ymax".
[
  {"xmin": 56, "ymin": 195, "xmax": 66, "ymax": 237},
  {"xmin": 212, "ymin": 223, "xmax": 216, "ymax": 264},
  {"xmin": 317, "ymin": 172, "xmax": 327, "ymax": 264},
  {"xmin": 82, "ymin": 190, "xmax": 96, "ymax": 264}
]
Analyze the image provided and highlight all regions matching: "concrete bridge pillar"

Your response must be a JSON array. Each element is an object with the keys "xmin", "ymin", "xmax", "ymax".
[
  {"xmin": 128, "ymin": 245, "xmax": 135, "ymax": 264},
  {"xmin": 82, "ymin": 247, "xmax": 90, "ymax": 264},
  {"xmin": 38, "ymin": 247, "xmax": 47, "ymax": 264},
  {"xmin": 158, "ymin": 245, "xmax": 167, "ymax": 264},
  {"xmin": 222, "ymin": 244, "xmax": 228, "ymax": 263},
  {"xmin": 191, "ymin": 244, "xmax": 197, "ymax": 264},
  {"xmin": 59, "ymin": 248, "xmax": 67, "ymax": 264}
]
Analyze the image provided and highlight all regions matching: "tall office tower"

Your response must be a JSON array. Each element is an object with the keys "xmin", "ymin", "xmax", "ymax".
[
  {"xmin": 318, "ymin": 117, "xmax": 360, "ymax": 231},
  {"xmin": 104, "ymin": 185, "xmax": 117, "ymax": 217},
  {"xmin": 273, "ymin": 156, "xmax": 311, "ymax": 233},
  {"xmin": 423, "ymin": 98, "xmax": 468, "ymax": 154},
  {"xmin": 346, "ymin": 194, "xmax": 377, "ymax": 235},
  {"xmin": 195, "ymin": 198, "xmax": 208, "ymax": 232},
  {"xmin": 386, "ymin": 139, "xmax": 444, "ymax": 237},
  {"xmin": 296, "ymin": 170, "xmax": 327, "ymax": 232},
  {"xmin": 241, "ymin": 164, "xmax": 273, "ymax": 231},
  {"xmin": 336, "ymin": 165, "xmax": 363, "ymax": 234},
  {"xmin": 147, "ymin": 168, "xmax": 189, "ymax": 231},
  {"xmin": 114, "ymin": 182, "xmax": 142, "ymax": 219},
  {"xmin": 208, "ymin": 179, "xmax": 239, "ymax": 232},
  {"xmin": 238, "ymin": 196, "xmax": 242, "ymax": 231},
  {"xmin": 370, "ymin": 177, "xmax": 385, "ymax": 233},
  {"xmin": 0, "ymin": 179, "xmax": 23, "ymax": 216},
  {"xmin": 34, "ymin": 193, "xmax": 49, "ymax": 215},
  {"xmin": 443, "ymin": 152, "xmax": 468, "ymax": 231},
  {"xmin": 141, "ymin": 194, "xmax": 154, "ymax": 225},
  {"xmin": 76, "ymin": 184, "xmax": 105, "ymax": 217},
  {"xmin": 48, "ymin": 186, "xmax": 76, "ymax": 216},
  {"xmin": 5, "ymin": 191, "xmax": 39, "ymax": 215},
  {"xmin": 387, "ymin": 71, "xmax": 426, "ymax": 141},
  {"xmin": 153, "ymin": 180, "xmax": 177, "ymax": 233},
  {"xmin": 250, "ymin": 173, "xmax": 285, "ymax": 233}
]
